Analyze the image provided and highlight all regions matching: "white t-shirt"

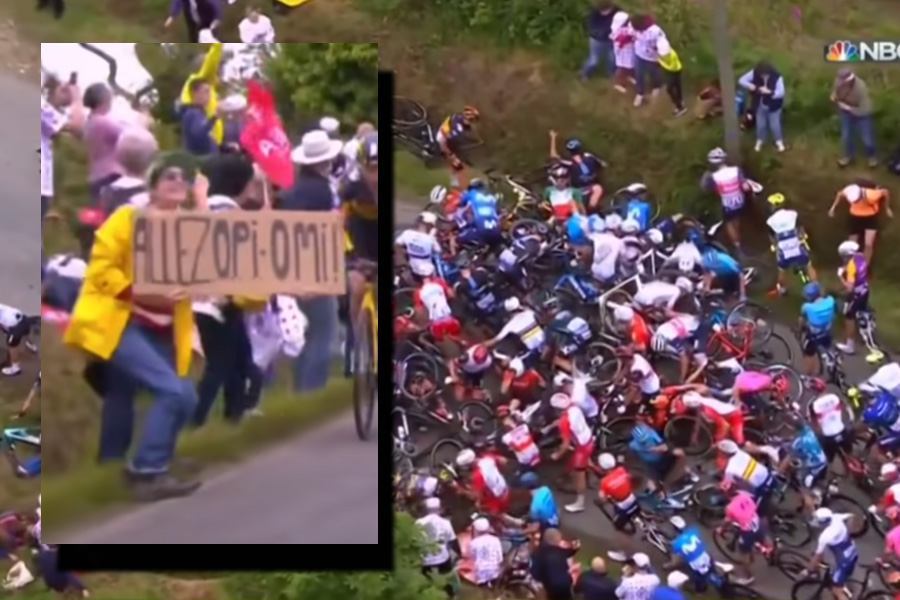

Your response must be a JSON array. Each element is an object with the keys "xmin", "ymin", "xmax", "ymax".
[
  {"xmin": 616, "ymin": 573, "xmax": 661, "ymax": 600},
  {"xmin": 395, "ymin": 229, "xmax": 441, "ymax": 276},
  {"xmin": 416, "ymin": 281, "xmax": 452, "ymax": 322},
  {"xmin": 725, "ymin": 450, "xmax": 770, "ymax": 488},
  {"xmin": 470, "ymin": 534, "xmax": 504, "ymax": 585},
  {"xmin": 634, "ymin": 281, "xmax": 680, "ymax": 311},
  {"xmin": 590, "ymin": 232, "xmax": 624, "ymax": 281},
  {"xmin": 812, "ymin": 395, "xmax": 846, "ymax": 437},
  {"xmin": 40, "ymin": 99, "xmax": 69, "ymax": 198},
  {"xmin": 416, "ymin": 513, "xmax": 456, "ymax": 566},
  {"xmin": 239, "ymin": 16, "xmax": 276, "ymax": 43},
  {"xmin": 0, "ymin": 304, "xmax": 24, "ymax": 330},
  {"xmin": 497, "ymin": 310, "xmax": 545, "ymax": 351},
  {"xmin": 656, "ymin": 314, "xmax": 699, "ymax": 341},
  {"xmin": 630, "ymin": 354, "xmax": 660, "ymax": 395},
  {"xmin": 766, "ymin": 209, "xmax": 803, "ymax": 258}
]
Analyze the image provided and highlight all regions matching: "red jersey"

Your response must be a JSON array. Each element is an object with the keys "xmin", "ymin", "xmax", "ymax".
[{"xmin": 600, "ymin": 466, "xmax": 633, "ymax": 503}]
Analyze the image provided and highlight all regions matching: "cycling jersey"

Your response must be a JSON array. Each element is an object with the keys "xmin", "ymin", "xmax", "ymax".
[
  {"xmin": 564, "ymin": 155, "xmax": 604, "ymax": 188},
  {"xmin": 801, "ymin": 296, "xmax": 837, "ymax": 333},
  {"xmin": 395, "ymin": 229, "xmax": 440, "ymax": 277},
  {"xmin": 669, "ymin": 242, "xmax": 703, "ymax": 274},
  {"xmin": 415, "ymin": 279, "xmax": 453, "ymax": 323},
  {"xmin": 815, "ymin": 515, "xmax": 858, "ymax": 586},
  {"xmin": 456, "ymin": 346, "xmax": 493, "ymax": 376},
  {"xmin": 559, "ymin": 405, "xmax": 594, "ymax": 447},
  {"xmin": 496, "ymin": 310, "xmax": 546, "ymax": 352},
  {"xmin": 792, "ymin": 425, "xmax": 828, "ymax": 472},
  {"xmin": 671, "ymin": 526, "xmax": 712, "ymax": 575},
  {"xmin": 725, "ymin": 491, "xmax": 760, "ymax": 532},
  {"xmin": 589, "ymin": 232, "xmax": 624, "ymax": 282},
  {"xmin": 471, "ymin": 457, "xmax": 509, "ymax": 500},
  {"xmin": 633, "ymin": 281, "xmax": 681, "ymax": 311},
  {"xmin": 629, "ymin": 428, "xmax": 666, "ymax": 464},
  {"xmin": 549, "ymin": 311, "xmax": 592, "ymax": 357},
  {"xmin": 843, "ymin": 253, "xmax": 869, "ymax": 296},
  {"xmin": 459, "ymin": 190, "xmax": 501, "ymax": 232},
  {"xmin": 630, "ymin": 354, "xmax": 661, "ymax": 395},
  {"xmin": 566, "ymin": 215, "xmax": 590, "ymax": 245},
  {"xmin": 600, "ymin": 466, "xmax": 635, "ymax": 505},
  {"xmin": 885, "ymin": 525, "xmax": 900, "ymax": 560},
  {"xmin": 812, "ymin": 394, "xmax": 848, "ymax": 437},
  {"xmin": 766, "ymin": 209, "xmax": 808, "ymax": 269},
  {"xmin": 543, "ymin": 186, "xmax": 584, "ymax": 219},
  {"xmin": 529, "ymin": 486, "xmax": 560, "ymax": 529},
  {"xmin": 569, "ymin": 376, "xmax": 599, "ymax": 419},
  {"xmin": 705, "ymin": 165, "xmax": 746, "ymax": 213},
  {"xmin": 724, "ymin": 449, "xmax": 771, "ymax": 490},
  {"xmin": 502, "ymin": 424, "xmax": 539, "ymax": 466},
  {"xmin": 656, "ymin": 314, "xmax": 700, "ymax": 349},
  {"xmin": 460, "ymin": 268, "xmax": 498, "ymax": 314},
  {"xmin": 498, "ymin": 235, "xmax": 543, "ymax": 276},
  {"xmin": 623, "ymin": 199, "xmax": 652, "ymax": 232},
  {"xmin": 438, "ymin": 113, "xmax": 469, "ymax": 143},
  {"xmin": 701, "ymin": 250, "xmax": 741, "ymax": 277}
]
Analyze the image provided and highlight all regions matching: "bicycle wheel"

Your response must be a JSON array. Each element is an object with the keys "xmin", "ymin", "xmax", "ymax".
[
  {"xmin": 430, "ymin": 438, "xmax": 464, "ymax": 472},
  {"xmin": 791, "ymin": 578, "xmax": 829, "ymax": 600},
  {"xmin": 775, "ymin": 548, "xmax": 809, "ymax": 581},
  {"xmin": 577, "ymin": 342, "xmax": 622, "ymax": 386},
  {"xmin": 692, "ymin": 483, "xmax": 729, "ymax": 526},
  {"xmin": 726, "ymin": 301, "xmax": 774, "ymax": 349},
  {"xmin": 393, "ymin": 96, "xmax": 428, "ymax": 128},
  {"xmin": 459, "ymin": 402, "xmax": 497, "ymax": 444},
  {"xmin": 352, "ymin": 303, "xmax": 378, "ymax": 441},
  {"xmin": 722, "ymin": 583, "xmax": 765, "ymax": 600},
  {"xmin": 770, "ymin": 510, "xmax": 812, "ymax": 548},
  {"xmin": 712, "ymin": 525, "xmax": 745, "ymax": 563},
  {"xmin": 861, "ymin": 592, "xmax": 894, "ymax": 600},
  {"xmin": 663, "ymin": 415, "xmax": 712, "ymax": 456},
  {"xmin": 598, "ymin": 416, "xmax": 639, "ymax": 454},
  {"xmin": 824, "ymin": 494, "xmax": 869, "ymax": 537}
]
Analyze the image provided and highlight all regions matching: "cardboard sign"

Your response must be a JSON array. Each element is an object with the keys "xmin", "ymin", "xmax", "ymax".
[{"xmin": 133, "ymin": 210, "xmax": 346, "ymax": 297}]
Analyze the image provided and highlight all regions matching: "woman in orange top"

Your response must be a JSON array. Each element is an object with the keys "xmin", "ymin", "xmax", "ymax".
[{"xmin": 828, "ymin": 181, "xmax": 893, "ymax": 264}]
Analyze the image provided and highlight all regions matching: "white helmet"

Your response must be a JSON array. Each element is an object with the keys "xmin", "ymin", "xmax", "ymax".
[
  {"xmin": 667, "ymin": 571, "xmax": 690, "ymax": 589},
  {"xmin": 838, "ymin": 240, "xmax": 860, "ymax": 257},
  {"xmin": 613, "ymin": 305, "xmax": 634, "ymax": 323},
  {"xmin": 717, "ymin": 439, "xmax": 739, "ymax": 455},
  {"xmin": 508, "ymin": 358, "xmax": 525, "ymax": 378},
  {"xmin": 456, "ymin": 449, "xmax": 476, "ymax": 468},
  {"xmin": 419, "ymin": 211, "xmax": 437, "ymax": 226},
  {"xmin": 881, "ymin": 463, "xmax": 898, "ymax": 480},
  {"xmin": 621, "ymin": 218, "xmax": 641, "ymax": 235},
  {"xmin": 504, "ymin": 297, "xmax": 521, "ymax": 312},
  {"xmin": 550, "ymin": 392, "xmax": 572, "ymax": 410},
  {"xmin": 651, "ymin": 333, "xmax": 668, "ymax": 353},
  {"xmin": 682, "ymin": 391, "xmax": 703, "ymax": 409},
  {"xmin": 843, "ymin": 184, "xmax": 862, "ymax": 203},
  {"xmin": 430, "ymin": 185, "xmax": 448, "ymax": 205},
  {"xmin": 553, "ymin": 372, "xmax": 573, "ymax": 387},
  {"xmin": 708, "ymin": 147, "xmax": 727, "ymax": 164},
  {"xmin": 646, "ymin": 228, "xmax": 664, "ymax": 246},
  {"xmin": 605, "ymin": 214, "xmax": 623, "ymax": 230},
  {"xmin": 597, "ymin": 452, "xmax": 616, "ymax": 470},
  {"xmin": 419, "ymin": 262, "xmax": 436, "ymax": 277},
  {"xmin": 674, "ymin": 276, "xmax": 693, "ymax": 293},
  {"xmin": 812, "ymin": 507, "xmax": 833, "ymax": 526}
]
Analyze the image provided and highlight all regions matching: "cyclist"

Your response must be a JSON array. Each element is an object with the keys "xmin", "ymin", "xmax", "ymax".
[
  {"xmin": 546, "ymin": 305, "xmax": 594, "ymax": 372},
  {"xmin": 628, "ymin": 423, "xmax": 695, "ymax": 493},
  {"xmin": 765, "ymin": 192, "xmax": 816, "ymax": 297},
  {"xmin": 667, "ymin": 517, "xmax": 717, "ymax": 590},
  {"xmin": 394, "ymin": 212, "xmax": 441, "ymax": 282},
  {"xmin": 518, "ymin": 471, "xmax": 560, "ymax": 531},
  {"xmin": 580, "ymin": 223, "xmax": 625, "ymax": 284},
  {"xmin": 810, "ymin": 393, "xmax": 854, "ymax": 470},
  {"xmin": 456, "ymin": 265, "xmax": 501, "ymax": 328},
  {"xmin": 497, "ymin": 406, "xmax": 541, "ymax": 469},
  {"xmin": 0, "ymin": 303, "xmax": 29, "ymax": 377},
  {"xmin": 446, "ymin": 344, "xmax": 493, "ymax": 402},
  {"xmin": 497, "ymin": 232, "xmax": 548, "ymax": 290},
  {"xmin": 633, "ymin": 277, "xmax": 693, "ymax": 316},
  {"xmin": 836, "ymin": 239, "xmax": 878, "ymax": 361},
  {"xmin": 412, "ymin": 263, "xmax": 461, "ymax": 347},
  {"xmin": 876, "ymin": 507, "xmax": 900, "ymax": 567},
  {"xmin": 548, "ymin": 132, "xmax": 605, "ymax": 212},
  {"xmin": 717, "ymin": 439, "xmax": 776, "ymax": 517},
  {"xmin": 616, "ymin": 346, "xmax": 662, "ymax": 409},
  {"xmin": 650, "ymin": 312, "xmax": 704, "ymax": 382},
  {"xmin": 731, "ymin": 369, "xmax": 776, "ymax": 414},
  {"xmin": 437, "ymin": 105, "xmax": 481, "ymax": 188},
  {"xmin": 861, "ymin": 390, "xmax": 900, "ymax": 464},
  {"xmin": 484, "ymin": 297, "xmax": 546, "ymax": 369},
  {"xmin": 785, "ymin": 420, "xmax": 829, "ymax": 514},
  {"xmin": 682, "ymin": 388, "xmax": 747, "ymax": 446},
  {"xmin": 454, "ymin": 448, "xmax": 511, "ymax": 518},
  {"xmin": 700, "ymin": 246, "xmax": 747, "ymax": 301},
  {"xmin": 596, "ymin": 453, "xmax": 640, "ymax": 531},
  {"xmin": 798, "ymin": 281, "xmax": 837, "ymax": 376},
  {"xmin": 800, "ymin": 508, "xmax": 859, "ymax": 600},
  {"xmin": 344, "ymin": 131, "xmax": 379, "ymax": 321},
  {"xmin": 543, "ymin": 162, "xmax": 586, "ymax": 221},
  {"xmin": 828, "ymin": 182, "xmax": 892, "ymax": 265},
  {"xmin": 719, "ymin": 490, "xmax": 772, "ymax": 585},
  {"xmin": 549, "ymin": 392, "xmax": 595, "ymax": 513},
  {"xmin": 700, "ymin": 147, "xmax": 753, "ymax": 254},
  {"xmin": 552, "ymin": 372, "xmax": 599, "ymax": 424},
  {"xmin": 612, "ymin": 305, "xmax": 652, "ymax": 353},
  {"xmin": 455, "ymin": 180, "xmax": 504, "ymax": 249}
]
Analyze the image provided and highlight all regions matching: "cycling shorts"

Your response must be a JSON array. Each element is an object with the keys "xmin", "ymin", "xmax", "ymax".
[
  {"xmin": 843, "ymin": 292, "xmax": 870, "ymax": 319},
  {"xmin": 802, "ymin": 329, "xmax": 832, "ymax": 357},
  {"xmin": 612, "ymin": 499, "xmax": 640, "ymax": 531},
  {"xmin": 738, "ymin": 523, "xmax": 767, "ymax": 553},
  {"xmin": 459, "ymin": 225, "xmax": 503, "ymax": 246},
  {"xmin": 567, "ymin": 439, "xmax": 596, "ymax": 472},
  {"xmin": 831, "ymin": 553, "xmax": 858, "ymax": 586},
  {"xmin": 777, "ymin": 247, "xmax": 810, "ymax": 270},
  {"xmin": 346, "ymin": 216, "xmax": 379, "ymax": 263}
]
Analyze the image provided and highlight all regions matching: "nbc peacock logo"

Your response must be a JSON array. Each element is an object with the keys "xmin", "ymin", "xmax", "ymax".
[{"xmin": 826, "ymin": 41, "xmax": 860, "ymax": 62}]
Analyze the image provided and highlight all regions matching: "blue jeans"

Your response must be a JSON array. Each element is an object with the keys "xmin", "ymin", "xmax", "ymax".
[
  {"xmin": 839, "ymin": 111, "xmax": 876, "ymax": 159},
  {"xmin": 634, "ymin": 57, "xmax": 662, "ymax": 96},
  {"xmin": 581, "ymin": 38, "xmax": 615, "ymax": 78},
  {"xmin": 291, "ymin": 296, "xmax": 339, "ymax": 393},
  {"xmin": 755, "ymin": 105, "xmax": 784, "ymax": 143},
  {"xmin": 100, "ymin": 320, "xmax": 198, "ymax": 474}
]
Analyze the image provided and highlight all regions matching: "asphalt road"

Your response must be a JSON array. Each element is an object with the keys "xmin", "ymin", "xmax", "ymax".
[
  {"xmin": 58, "ymin": 411, "xmax": 379, "ymax": 544},
  {"xmin": 395, "ymin": 198, "xmax": 887, "ymax": 596},
  {"xmin": 3, "ymin": 72, "xmax": 40, "ymax": 315}
]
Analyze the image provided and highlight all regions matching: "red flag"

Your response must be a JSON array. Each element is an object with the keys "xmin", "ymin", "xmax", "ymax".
[{"xmin": 240, "ymin": 80, "xmax": 295, "ymax": 189}]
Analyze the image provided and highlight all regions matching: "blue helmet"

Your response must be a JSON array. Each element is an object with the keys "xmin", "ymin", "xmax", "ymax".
[
  {"xmin": 565, "ymin": 138, "xmax": 583, "ymax": 154},
  {"xmin": 802, "ymin": 281, "xmax": 821, "ymax": 301},
  {"xmin": 686, "ymin": 229, "xmax": 705, "ymax": 247},
  {"xmin": 632, "ymin": 423, "xmax": 655, "ymax": 443},
  {"xmin": 467, "ymin": 178, "xmax": 487, "ymax": 192},
  {"xmin": 567, "ymin": 215, "xmax": 588, "ymax": 245},
  {"xmin": 518, "ymin": 472, "xmax": 540, "ymax": 489}
]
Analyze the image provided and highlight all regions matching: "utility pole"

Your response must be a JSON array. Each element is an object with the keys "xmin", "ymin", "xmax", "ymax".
[{"xmin": 711, "ymin": 0, "xmax": 741, "ymax": 162}]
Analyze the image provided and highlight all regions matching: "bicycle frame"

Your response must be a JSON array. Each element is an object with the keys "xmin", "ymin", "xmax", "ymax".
[{"xmin": 362, "ymin": 285, "xmax": 379, "ymax": 375}]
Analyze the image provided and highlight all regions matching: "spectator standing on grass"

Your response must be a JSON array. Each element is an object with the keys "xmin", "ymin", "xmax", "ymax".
[
  {"xmin": 580, "ymin": 2, "xmax": 619, "ymax": 81},
  {"xmin": 531, "ymin": 528, "xmax": 578, "ymax": 600},
  {"xmin": 164, "ymin": 0, "xmax": 222, "ymax": 43},
  {"xmin": 655, "ymin": 38, "xmax": 686, "ymax": 117},
  {"xmin": 631, "ymin": 14, "xmax": 666, "ymax": 107},
  {"xmin": 180, "ymin": 79, "xmax": 221, "ymax": 157},
  {"xmin": 41, "ymin": 74, "xmax": 85, "ymax": 224},
  {"xmin": 82, "ymin": 83, "xmax": 125, "ymax": 204},
  {"xmin": 220, "ymin": 94, "xmax": 248, "ymax": 153},
  {"xmin": 192, "ymin": 153, "xmax": 268, "ymax": 427},
  {"xmin": 574, "ymin": 557, "xmax": 619, "ymax": 600},
  {"xmin": 831, "ymin": 68, "xmax": 878, "ymax": 168},
  {"xmin": 239, "ymin": 5, "xmax": 276, "ymax": 43},
  {"xmin": 279, "ymin": 130, "xmax": 345, "ymax": 393},
  {"xmin": 64, "ymin": 152, "xmax": 205, "ymax": 502},
  {"xmin": 609, "ymin": 10, "xmax": 635, "ymax": 94},
  {"xmin": 738, "ymin": 60, "xmax": 786, "ymax": 152},
  {"xmin": 101, "ymin": 128, "xmax": 158, "ymax": 214}
]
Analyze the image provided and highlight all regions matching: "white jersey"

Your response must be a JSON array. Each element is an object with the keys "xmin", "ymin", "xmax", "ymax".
[
  {"xmin": 416, "ymin": 513, "xmax": 457, "ymax": 567},
  {"xmin": 766, "ymin": 209, "xmax": 803, "ymax": 259},
  {"xmin": 725, "ymin": 450, "xmax": 770, "ymax": 488},
  {"xmin": 633, "ymin": 281, "xmax": 681, "ymax": 311},
  {"xmin": 416, "ymin": 281, "xmax": 452, "ymax": 322},
  {"xmin": 630, "ymin": 354, "xmax": 661, "ymax": 395},
  {"xmin": 570, "ymin": 376, "xmax": 599, "ymax": 419},
  {"xmin": 814, "ymin": 515, "xmax": 857, "ymax": 560},
  {"xmin": 458, "ymin": 347, "xmax": 493, "ymax": 374},
  {"xmin": 395, "ymin": 229, "xmax": 441, "ymax": 276},
  {"xmin": 563, "ymin": 405, "xmax": 594, "ymax": 446},
  {"xmin": 868, "ymin": 363, "xmax": 900, "ymax": 398},
  {"xmin": 811, "ymin": 394, "xmax": 846, "ymax": 437},
  {"xmin": 475, "ymin": 457, "xmax": 508, "ymax": 498},
  {"xmin": 0, "ymin": 304, "xmax": 24, "ymax": 330},
  {"xmin": 589, "ymin": 232, "xmax": 624, "ymax": 281},
  {"xmin": 238, "ymin": 16, "xmax": 276, "ymax": 43},
  {"xmin": 497, "ymin": 310, "xmax": 545, "ymax": 351},
  {"xmin": 656, "ymin": 314, "xmax": 700, "ymax": 341},
  {"xmin": 669, "ymin": 241, "xmax": 702, "ymax": 273},
  {"xmin": 502, "ymin": 424, "xmax": 540, "ymax": 466}
]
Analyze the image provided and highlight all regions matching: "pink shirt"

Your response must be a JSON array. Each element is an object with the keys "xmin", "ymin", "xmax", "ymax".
[
  {"xmin": 735, "ymin": 371, "xmax": 773, "ymax": 394},
  {"xmin": 725, "ymin": 491, "xmax": 759, "ymax": 531},
  {"xmin": 886, "ymin": 525, "xmax": 900, "ymax": 558},
  {"xmin": 84, "ymin": 112, "xmax": 124, "ymax": 183}
]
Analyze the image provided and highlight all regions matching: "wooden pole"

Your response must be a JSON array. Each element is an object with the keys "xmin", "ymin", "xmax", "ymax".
[{"xmin": 711, "ymin": 0, "xmax": 741, "ymax": 161}]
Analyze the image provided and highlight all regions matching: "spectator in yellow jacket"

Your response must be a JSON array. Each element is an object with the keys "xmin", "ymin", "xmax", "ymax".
[
  {"xmin": 179, "ymin": 43, "xmax": 225, "ymax": 146},
  {"xmin": 656, "ymin": 38, "xmax": 686, "ymax": 117},
  {"xmin": 64, "ymin": 152, "xmax": 203, "ymax": 502}
]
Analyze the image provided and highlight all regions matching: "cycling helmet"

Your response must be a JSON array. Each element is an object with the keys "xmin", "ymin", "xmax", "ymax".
[
  {"xmin": 467, "ymin": 178, "xmax": 487, "ymax": 192},
  {"xmin": 553, "ymin": 372, "xmax": 573, "ymax": 388},
  {"xmin": 674, "ymin": 276, "xmax": 693, "ymax": 293},
  {"xmin": 668, "ymin": 572, "xmax": 690, "ymax": 590},
  {"xmin": 668, "ymin": 516, "xmax": 687, "ymax": 531},
  {"xmin": 357, "ymin": 131, "xmax": 378, "ymax": 166},
  {"xmin": 471, "ymin": 344, "xmax": 490, "ymax": 364},
  {"xmin": 843, "ymin": 184, "xmax": 862, "ymax": 203},
  {"xmin": 504, "ymin": 297, "xmax": 521, "ymax": 312},
  {"xmin": 646, "ymin": 228, "xmax": 664, "ymax": 246},
  {"xmin": 597, "ymin": 452, "xmax": 616, "ymax": 470},
  {"xmin": 430, "ymin": 185, "xmax": 448, "ymax": 205},
  {"xmin": 462, "ymin": 106, "xmax": 480, "ymax": 121},
  {"xmin": 767, "ymin": 193, "xmax": 786, "ymax": 207},
  {"xmin": 812, "ymin": 507, "xmax": 833, "ymax": 526},
  {"xmin": 717, "ymin": 439, "xmax": 739, "ymax": 455},
  {"xmin": 550, "ymin": 392, "xmax": 572, "ymax": 410},
  {"xmin": 881, "ymin": 463, "xmax": 898, "ymax": 480},
  {"xmin": 682, "ymin": 391, "xmax": 703, "ymax": 409},
  {"xmin": 568, "ymin": 215, "xmax": 589, "ymax": 244},
  {"xmin": 519, "ymin": 472, "xmax": 540, "ymax": 489},
  {"xmin": 605, "ymin": 214, "xmax": 623, "ymax": 230},
  {"xmin": 549, "ymin": 163, "xmax": 569, "ymax": 182},
  {"xmin": 802, "ymin": 281, "xmax": 820, "ymax": 301},
  {"xmin": 650, "ymin": 333, "xmax": 668, "ymax": 353},
  {"xmin": 587, "ymin": 214, "xmax": 606, "ymax": 233},
  {"xmin": 613, "ymin": 305, "xmax": 634, "ymax": 323},
  {"xmin": 707, "ymin": 147, "xmax": 727, "ymax": 165},
  {"xmin": 419, "ymin": 212, "xmax": 437, "ymax": 226},
  {"xmin": 685, "ymin": 228, "xmax": 705, "ymax": 246},
  {"xmin": 621, "ymin": 218, "xmax": 641, "ymax": 235},
  {"xmin": 838, "ymin": 240, "xmax": 860, "ymax": 257},
  {"xmin": 456, "ymin": 448, "xmax": 477, "ymax": 467},
  {"xmin": 631, "ymin": 423, "xmax": 655, "ymax": 443},
  {"xmin": 565, "ymin": 138, "xmax": 583, "ymax": 154}
]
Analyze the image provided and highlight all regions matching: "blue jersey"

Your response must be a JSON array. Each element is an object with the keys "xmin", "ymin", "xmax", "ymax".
[
  {"xmin": 671, "ymin": 527, "xmax": 712, "ymax": 574},
  {"xmin": 792, "ymin": 425, "xmax": 827, "ymax": 470},
  {"xmin": 701, "ymin": 250, "xmax": 740, "ymax": 277},
  {"xmin": 461, "ymin": 191, "xmax": 500, "ymax": 231},
  {"xmin": 629, "ymin": 428, "xmax": 665, "ymax": 464},
  {"xmin": 624, "ymin": 199, "xmax": 652, "ymax": 232},
  {"xmin": 801, "ymin": 296, "xmax": 836, "ymax": 333},
  {"xmin": 529, "ymin": 486, "xmax": 560, "ymax": 528},
  {"xmin": 863, "ymin": 392, "xmax": 900, "ymax": 429}
]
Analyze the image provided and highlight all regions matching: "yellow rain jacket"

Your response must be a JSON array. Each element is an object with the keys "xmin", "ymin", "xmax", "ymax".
[
  {"xmin": 64, "ymin": 206, "xmax": 196, "ymax": 378},
  {"xmin": 179, "ymin": 43, "xmax": 225, "ymax": 146}
]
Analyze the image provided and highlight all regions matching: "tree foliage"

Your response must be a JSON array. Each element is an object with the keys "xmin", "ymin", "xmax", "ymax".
[
  {"xmin": 223, "ymin": 512, "xmax": 445, "ymax": 600},
  {"xmin": 266, "ymin": 43, "xmax": 379, "ymax": 130}
]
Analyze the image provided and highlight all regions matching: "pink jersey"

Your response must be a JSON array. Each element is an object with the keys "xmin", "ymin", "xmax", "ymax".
[
  {"xmin": 735, "ymin": 371, "xmax": 773, "ymax": 394},
  {"xmin": 725, "ymin": 491, "xmax": 759, "ymax": 531},
  {"xmin": 886, "ymin": 525, "xmax": 900, "ymax": 558}
]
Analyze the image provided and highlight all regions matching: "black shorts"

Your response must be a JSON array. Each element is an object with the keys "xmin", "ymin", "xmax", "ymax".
[
  {"xmin": 613, "ymin": 500, "xmax": 641, "ymax": 531},
  {"xmin": 715, "ymin": 272, "xmax": 741, "ymax": 295},
  {"xmin": 346, "ymin": 216, "xmax": 379, "ymax": 263},
  {"xmin": 802, "ymin": 330, "xmax": 832, "ymax": 357},
  {"xmin": 646, "ymin": 452, "xmax": 677, "ymax": 481},
  {"xmin": 820, "ymin": 429, "xmax": 854, "ymax": 464},
  {"xmin": 848, "ymin": 214, "xmax": 879, "ymax": 236},
  {"xmin": 3, "ymin": 318, "xmax": 29, "ymax": 348},
  {"xmin": 843, "ymin": 292, "xmax": 870, "ymax": 319},
  {"xmin": 722, "ymin": 202, "xmax": 748, "ymax": 222}
]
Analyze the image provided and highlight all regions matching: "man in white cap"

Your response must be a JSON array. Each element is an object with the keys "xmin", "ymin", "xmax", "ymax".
[
  {"xmin": 416, "ymin": 497, "xmax": 459, "ymax": 589},
  {"xmin": 468, "ymin": 517, "xmax": 504, "ymax": 589},
  {"xmin": 615, "ymin": 552, "xmax": 660, "ymax": 600}
]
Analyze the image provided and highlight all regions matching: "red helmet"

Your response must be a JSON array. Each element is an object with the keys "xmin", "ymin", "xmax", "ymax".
[{"xmin": 471, "ymin": 344, "xmax": 489, "ymax": 364}]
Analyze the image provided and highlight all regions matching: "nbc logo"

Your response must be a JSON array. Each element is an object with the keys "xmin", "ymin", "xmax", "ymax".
[
  {"xmin": 826, "ymin": 41, "xmax": 859, "ymax": 62},
  {"xmin": 826, "ymin": 40, "xmax": 900, "ymax": 62}
]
